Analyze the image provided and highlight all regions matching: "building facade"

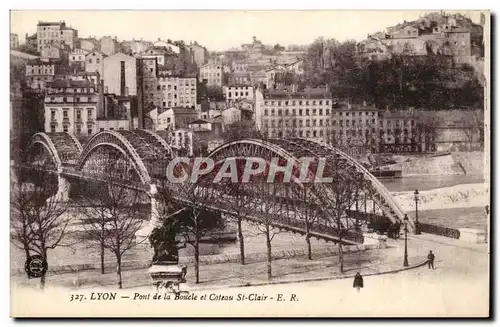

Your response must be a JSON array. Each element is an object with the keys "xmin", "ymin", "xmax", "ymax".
[
  {"xmin": 44, "ymin": 79, "xmax": 98, "ymax": 135},
  {"xmin": 36, "ymin": 21, "xmax": 78, "ymax": 51},
  {"xmin": 199, "ymin": 64, "xmax": 223, "ymax": 87},
  {"xmin": 85, "ymin": 51, "xmax": 105, "ymax": 76},
  {"xmin": 69, "ymin": 48, "xmax": 89, "ymax": 70},
  {"xmin": 103, "ymin": 53, "xmax": 138, "ymax": 96},
  {"xmin": 100, "ymin": 36, "xmax": 120, "ymax": 56},
  {"xmin": 141, "ymin": 57, "xmax": 160, "ymax": 107},
  {"xmin": 255, "ymin": 88, "xmax": 334, "ymax": 143},
  {"xmin": 158, "ymin": 76, "xmax": 197, "ymax": 109},
  {"xmin": 224, "ymin": 85, "xmax": 254, "ymax": 102},
  {"xmin": 25, "ymin": 59, "xmax": 56, "ymax": 90},
  {"xmin": 40, "ymin": 45, "xmax": 61, "ymax": 60},
  {"xmin": 188, "ymin": 43, "xmax": 206, "ymax": 66}
]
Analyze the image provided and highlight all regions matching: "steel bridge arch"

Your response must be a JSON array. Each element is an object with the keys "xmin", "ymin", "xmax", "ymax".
[
  {"xmin": 29, "ymin": 133, "xmax": 62, "ymax": 170},
  {"xmin": 208, "ymin": 137, "xmax": 412, "ymax": 231},
  {"xmin": 76, "ymin": 130, "xmax": 153, "ymax": 185},
  {"xmin": 290, "ymin": 138, "xmax": 413, "ymax": 230},
  {"xmin": 207, "ymin": 138, "xmax": 316, "ymax": 186}
]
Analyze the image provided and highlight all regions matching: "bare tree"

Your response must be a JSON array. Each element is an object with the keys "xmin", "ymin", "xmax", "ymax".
[
  {"xmin": 248, "ymin": 181, "xmax": 287, "ymax": 280},
  {"xmin": 10, "ymin": 169, "xmax": 70, "ymax": 289},
  {"xmin": 76, "ymin": 181, "xmax": 147, "ymax": 289},
  {"xmin": 321, "ymin": 161, "xmax": 365, "ymax": 273},
  {"xmin": 216, "ymin": 179, "xmax": 256, "ymax": 265},
  {"xmin": 172, "ymin": 164, "xmax": 226, "ymax": 284},
  {"xmin": 290, "ymin": 184, "xmax": 322, "ymax": 260}
]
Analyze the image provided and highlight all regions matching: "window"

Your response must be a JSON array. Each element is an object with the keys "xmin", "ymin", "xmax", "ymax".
[
  {"xmin": 76, "ymin": 110, "xmax": 81, "ymax": 120},
  {"xmin": 313, "ymin": 131, "xmax": 317, "ymax": 137},
  {"xmin": 312, "ymin": 101, "xmax": 316, "ymax": 105},
  {"xmin": 89, "ymin": 59, "xmax": 92, "ymax": 64},
  {"xmin": 312, "ymin": 109, "xmax": 316, "ymax": 116},
  {"xmin": 76, "ymin": 125, "xmax": 81, "ymax": 135},
  {"xmin": 110, "ymin": 128, "xmax": 114, "ymax": 131},
  {"xmin": 306, "ymin": 109, "xmax": 309, "ymax": 116},
  {"xmin": 319, "ymin": 109, "xmax": 323, "ymax": 115},
  {"xmin": 87, "ymin": 108, "xmax": 92, "ymax": 117},
  {"xmin": 319, "ymin": 101, "xmax": 323, "ymax": 105},
  {"xmin": 264, "ymin": 109, "xmax": 268, "ymax": 116},
  {"xmin": 299, "ymin": 109, "xmax": 303, "ymax": 116},
  {"xmin": 50, "ymin": 124, "xmax": 56, "ymax": 133},
  {"xmin": 96, "ymin": 58, "xmax": 100, "ymax": 63},
  {"xmin": 51, "ymin": 110, "xmax": 56, "ymax": 120},
  {"xmin": 63, "ymin": 110, "xmax": 68, "ymax": 118},
  {"xmin": 100, "ymin": 128, "xmax": 104, "ymax": 131},
  {"xmin": 63, "ymin": 125, "xmax": 68, "ymax": 133}
]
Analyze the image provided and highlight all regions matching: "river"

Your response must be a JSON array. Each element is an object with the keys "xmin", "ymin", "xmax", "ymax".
[{"xmin": 381, "ymin": 174, "xmax": 485, "ymax": 192}]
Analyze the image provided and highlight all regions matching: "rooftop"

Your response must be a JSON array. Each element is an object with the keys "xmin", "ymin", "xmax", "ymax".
[
  {"xmin": 265, "ymin": 87, "xmax": 332, "ymax": 100},
  {"xmin": 26, "ymin": 58, "xmax": 57, "ymax": 65},
  {"xmin": 37, "ymin": 21, "xmax": 64, "ymax": 27},
  {"xmin": 48, "ymin": 79, "xmax": 96, "ymax": 89}
]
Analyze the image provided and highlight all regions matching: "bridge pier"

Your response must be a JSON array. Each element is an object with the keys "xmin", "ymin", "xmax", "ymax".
[
  {"xmin": 135, "ymin": 184, "xmax": 164, "ymax": 244},
  {"xmin": 47, "ymin": 172, "xmax": 70, "ymax": 203}
]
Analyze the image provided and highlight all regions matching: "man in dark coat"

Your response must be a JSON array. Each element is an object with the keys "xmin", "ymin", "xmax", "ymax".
[
  {"xmin": 427, "ymin": 250, "xmax": 435, "ymax": 269},
  {"xmin": 353, "ymin": 272, "xmax": 364, "ymax": 292}
]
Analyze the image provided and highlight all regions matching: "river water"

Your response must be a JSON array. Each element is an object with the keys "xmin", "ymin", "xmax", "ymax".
[
  {"xmin": 381, "ymin": 174, "xmax": 487, "ymax": 230},
  {"xmin": 381, "ymin": 174, "xmax": 485, "ymax": 192}
]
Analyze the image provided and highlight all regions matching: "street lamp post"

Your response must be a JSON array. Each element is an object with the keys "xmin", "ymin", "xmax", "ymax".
[
  {"xmin": 414, "ymin": 189, "xmax": 421, "ymax": 235},
  {"xmin": 403, "ymin": 214, "xmax": 409, "ymax": 267}
]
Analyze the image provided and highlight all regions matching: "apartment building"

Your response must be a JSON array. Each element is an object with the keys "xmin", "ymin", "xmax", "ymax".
[
  {"xmin": 103, "ymin": 53, "xmax": 138, "ymax": 96},
  {"xmin": 36, "ymin": 21, "xmax": 78, "ymax": 51},
  {"xmin": 69, "ymin": 48, "xmax": 89, "ymax": 70},
  {"xmin": 223, "ymin": 85, "xmax": 254, "ymax": 102},
  {"xmin": 255, "ymin": 87, "xmax": 334, "ymax": 142},
  {"xmin": 44, "ymin": 79, "xmax": 98, "ymax": 135},
  {"xmin": 25, "ymin": 59, "xmax": 57, "ymax": 90},
  {"xmin": 85, "ymin": 50, "xmax": 105, "ymax": 76},
  {"xmin": 158, "ymin": 76, "xmax": 197, "ymax": 109},
  {"xmin": 199, "ymin": 63, "xmax": 223, "ymax": 87}
]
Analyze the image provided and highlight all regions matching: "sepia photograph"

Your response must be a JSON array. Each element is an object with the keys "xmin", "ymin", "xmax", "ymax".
[{"xmin": 8, "ymin": 9, "xmax": 490, "ymax": 318}]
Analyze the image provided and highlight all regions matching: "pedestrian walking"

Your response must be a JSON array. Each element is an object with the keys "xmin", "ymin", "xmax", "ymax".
[
  {"xmin": 353, "ymin": 272, "xmax": 364, "ymax": 292},
  {"xmin": 427, "ymin": 250, "xmax": 435, "ymax": 269}
]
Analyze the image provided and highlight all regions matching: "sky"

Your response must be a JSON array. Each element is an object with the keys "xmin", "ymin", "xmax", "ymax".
[{"xmin": 10, "ymin": 10, "xmax": 483, "ymax": 51}]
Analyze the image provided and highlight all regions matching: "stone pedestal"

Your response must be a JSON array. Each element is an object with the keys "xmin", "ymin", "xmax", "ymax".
[
  {"xmin": 459, "ymin": 228, "xmax": 486, "ymax": 244},
  {"xmin": 363, "ymin": 233, "xmax": 388, "ymax": 249}
]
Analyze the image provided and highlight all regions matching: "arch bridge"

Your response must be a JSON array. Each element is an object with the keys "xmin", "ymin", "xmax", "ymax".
[{"xmin": 15, "ymin": 130, "xmax": 414, "ymax": 245}]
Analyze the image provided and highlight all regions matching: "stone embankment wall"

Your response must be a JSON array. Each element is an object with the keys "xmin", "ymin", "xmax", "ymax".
[{"xmin": 381, "ymin": 151, "xmax": 484, "ymax": 176}]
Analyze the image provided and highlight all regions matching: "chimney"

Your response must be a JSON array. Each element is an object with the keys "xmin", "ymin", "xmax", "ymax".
[
  {"xmin": 120, "ymin": 60, "xmax": 126, "ymax": 96},
  {"xmin": 98, "ymin": 79, "xmax": 105, "ymax": 118},
  {"xmin": 136, "ymin": 58, "xmax": 145, "ymax": 129}
]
